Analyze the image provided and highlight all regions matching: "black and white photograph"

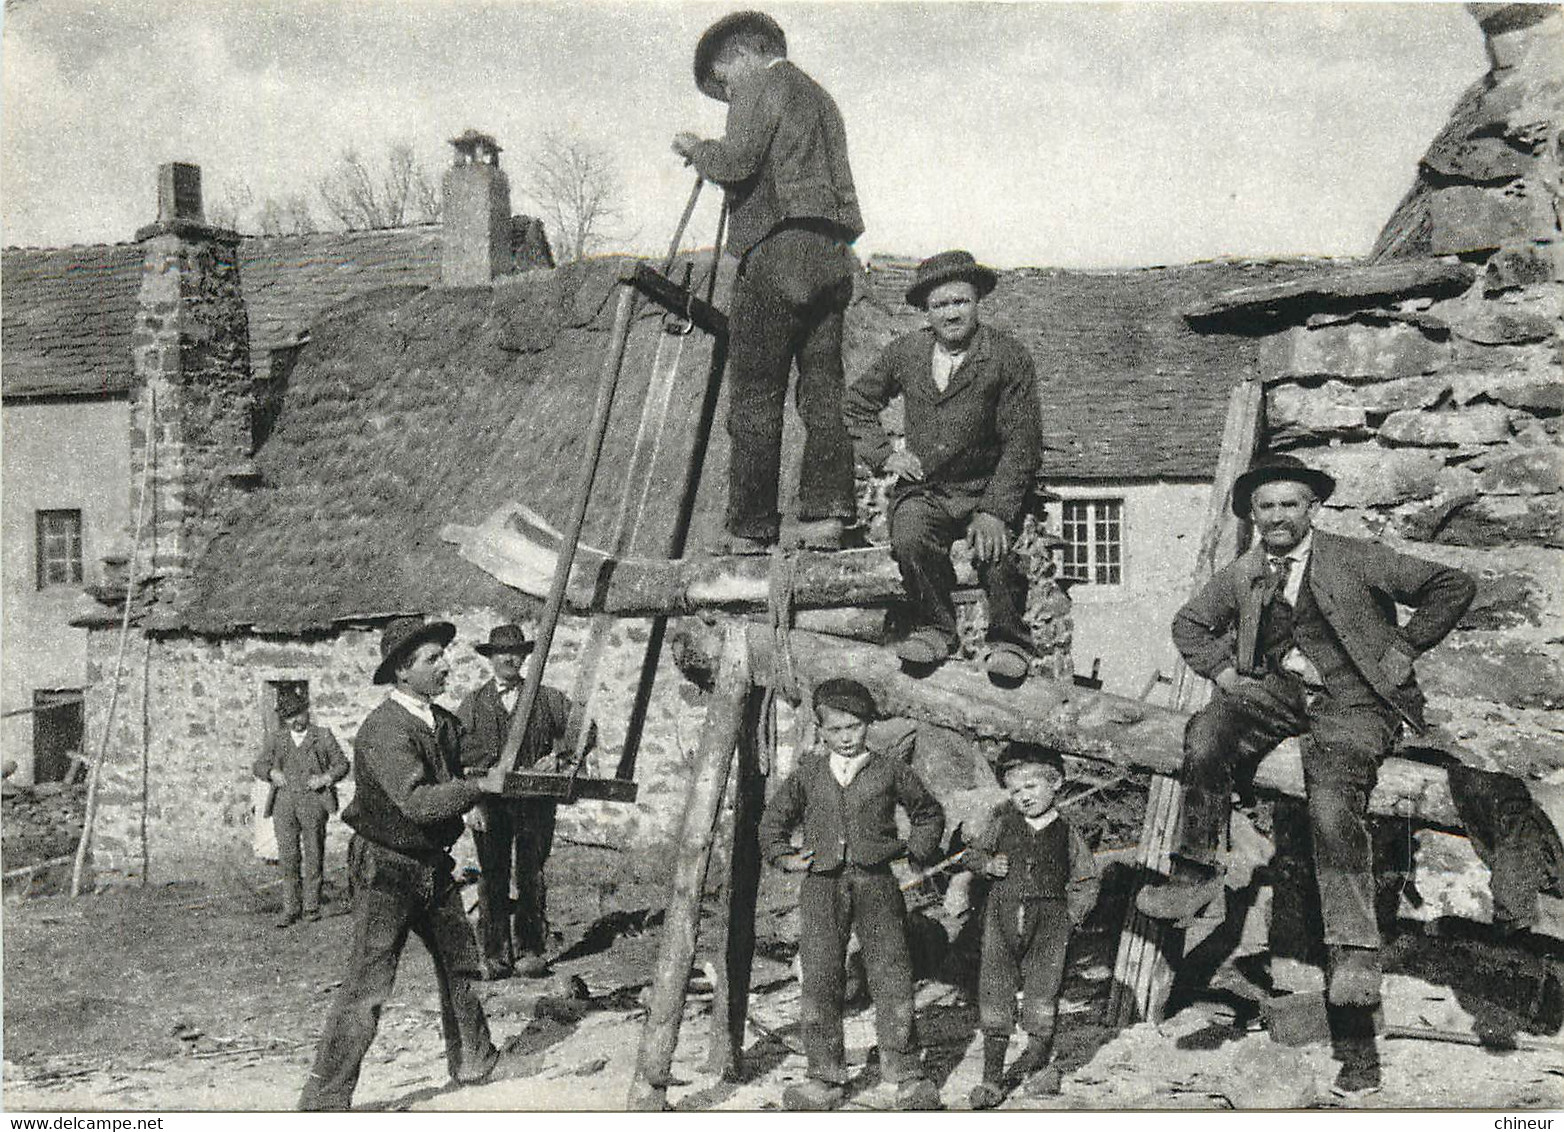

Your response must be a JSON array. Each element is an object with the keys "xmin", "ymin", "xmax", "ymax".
[{"xmin": 2, "ymin": 0, "xmax": 1561, "ymax": 1118}]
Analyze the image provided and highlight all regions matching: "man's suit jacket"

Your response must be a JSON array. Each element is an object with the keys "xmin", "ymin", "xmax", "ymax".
[
  {"xmin": 686, "ymin": 59, "xmax": 864, "ymax": 257},
  {"xmin": 341, "ymin": 698, "xmax": 481, "ymax": 865},
  {"xmin": 1172, "ymin": 530, "xmax": 1476, "ymax": 729},
  {"xmin": 844, "ymin": 325, "xmax": 1043, "ymax": 525},
  {"xmin": 456, "ymin": 680, "xmax": 592, "ymax": 774},
  {"xmin": 251, "ymin": 724, "xmax": 350, "ymax": 813}
]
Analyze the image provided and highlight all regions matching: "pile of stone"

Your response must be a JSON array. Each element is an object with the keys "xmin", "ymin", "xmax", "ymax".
[{"xmin": 2, "ymin": 781, "xmax": 86, "ymax": 875}]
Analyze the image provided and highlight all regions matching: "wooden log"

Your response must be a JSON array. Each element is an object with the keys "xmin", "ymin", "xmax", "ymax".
[
  {"xmin": 440, "ymin": 514, "xmax": 989, "ymax": 618},
  {"xmin": 627, "ymin": 625, "xmax": 750, "ymax": 1111},
  {"xmin": 705, "ymin": 687, "xmax": 768, "ymax": 1081},
  {"xmin": 679, "ymin": 620, "xmax": 1508, "ymax": 833}
]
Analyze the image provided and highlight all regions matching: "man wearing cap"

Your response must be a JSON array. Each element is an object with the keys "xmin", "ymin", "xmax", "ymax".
[
  {"xmin": 673, "ymin": 10, "xmax": 864, "ymax": 553},
  {"xmin": 457, "ymin": 624, "xmax": 595, "ymax": 980},
  {"xmin": 300, "ymin": 618, "xmax": 512, "ymax": 1110},
  {"xmin": 844, "ymin": 250, "xmax": 1043, "ymax": 679},
  {"xmin": 252, "ymin": 690, "xmax": 349, "ymax": 928},
  {"xmin": 1137, "ymin": 455, "xmax": 1473, "ymax": 1091},
  {"xmin": 760, "ymin": 677, "xmax": 946, "ymax": 1110}
]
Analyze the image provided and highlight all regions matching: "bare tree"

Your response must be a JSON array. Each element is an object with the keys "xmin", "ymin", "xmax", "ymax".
[
  {"xmin": 256, "ymin": 193, "xmax": 319, "ymax": 237},
  {"xmin": 207, "ymin": 178, "xmax": 255, "ymax": 231},
  {"xmin": 520, "ymin": 131, "xmax": 624, "ymax": 262},
  {"xmin": 317, "ymin": 142, "xmax": 441, "ymax": 231}
]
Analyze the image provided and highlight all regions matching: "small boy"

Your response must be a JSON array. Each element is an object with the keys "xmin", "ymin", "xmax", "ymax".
[
  {"xmin": 961, "ymin": 743, "xmax": 1099, "ymax": 1108},
  {"xmin": 759, "ymin": 677, "xmax": 946, "ymax": 1111}
]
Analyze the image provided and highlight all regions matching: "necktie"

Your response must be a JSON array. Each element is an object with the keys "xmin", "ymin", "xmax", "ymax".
[{"xmin": 1268, "ymin": 554, "xmax": 1293, "ymax": 600}]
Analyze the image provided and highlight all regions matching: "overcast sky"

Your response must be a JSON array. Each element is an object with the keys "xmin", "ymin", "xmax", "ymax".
[{"xmin": 2, "ymin": 1, "xmax": 1484, "ymax": 268}]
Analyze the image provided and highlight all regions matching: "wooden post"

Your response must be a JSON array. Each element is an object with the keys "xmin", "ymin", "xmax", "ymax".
[
  {"xmin": 627, "ymin": 624, "xmax": 751, "ymax": 1110},
  {"xmin": 1110, "ymin": 378, "xmax": 1264, "ymax": 1024},
  {"xmin": 705, "ymin": 686, "xmax": 768, "ymax": 1080},
  {"xmin": 495, "ymin": 284, "xmax": 636, "ymax": 781}
]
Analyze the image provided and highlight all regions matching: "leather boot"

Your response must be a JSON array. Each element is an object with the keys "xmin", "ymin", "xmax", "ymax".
[
  {"xmin": 782, "ymin": 1079, "xmax": 844, "ymax": 1111},
  {"xmin": 1135, "ymin": 861, "xmax": 1224, "ymax": 926}
]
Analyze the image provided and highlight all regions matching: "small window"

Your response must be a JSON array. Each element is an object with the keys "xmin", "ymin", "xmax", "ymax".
[
  {"xmin": 36, "ymin": 509, "xmax": 83, "ymax": 590},
  {"xmin": 1060, "ymin": 499, "xmax": 1123, "ymax": 585}
]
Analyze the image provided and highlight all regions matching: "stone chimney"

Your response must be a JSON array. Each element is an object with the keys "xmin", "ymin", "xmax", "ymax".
[
  {"xmin": 129, "ymin": 161, "xmax": 255, "ymax": 623},
  {"xmin": 442, "ymin": 130, "xmax": 513, "ymax": 285}
]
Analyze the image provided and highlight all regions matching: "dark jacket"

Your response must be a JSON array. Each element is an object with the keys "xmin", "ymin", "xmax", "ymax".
[
  {"xmin": 1172, "ymin": 530, "xmax": 1476, "ymax": 730},
  {"xmin": 844, "ymin": 326, "xmax": 1043, "ymax": 525},
  {"xmin": 964, "ymin": 803, "xmax": 1100, "ymax": 930},
  {"xmin": 252, "ymin": 724, "xmax": 350, "ymax": 812},
  {"xmin": 686, "ymin": 59, "xmax": 864, "ymax": 257},
  {"xmin": 341, "ymin": 698, "xmax": 482, "ymax": 865},
  {"xmin": 455, "ymin": 679, "xmax": 592, "ymax": 774},
  {"xmin": 760, "ymin": 748, "xmax": 945, "ymax": 872}
]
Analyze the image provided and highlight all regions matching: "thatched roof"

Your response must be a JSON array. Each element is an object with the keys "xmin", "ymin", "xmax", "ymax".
[{"xmin": 171, "ymin": 251, "xmax": 1353, "ymax": 634}]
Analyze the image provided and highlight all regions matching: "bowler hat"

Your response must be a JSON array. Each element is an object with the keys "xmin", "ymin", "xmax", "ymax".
[
  {"xmin": 474, "ymin": 623, "xmax": 534, "ymax": 658},
  {"xmin": 813, "ymin": 677, "xmax": 878, "ymax": 721},
  {"xmin": 1231, "ymin": 453, "xmax": 1336, "ymax": 518},
  {"xmin": 694, "ymin": 10, "xmax": 787, "ymax": 101},
  {"xmin": 373, "ymin": 616, "xmax": 456, "ymax": 685},
  {"xmin": 276, "ymin": 689, "xmax": 310, "ymax": 721},
  {"xmin": 905, "ymin": 250, "xmax": 999, "ymax": 309}
]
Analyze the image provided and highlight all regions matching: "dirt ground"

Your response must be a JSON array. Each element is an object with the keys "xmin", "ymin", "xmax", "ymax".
[{"xmin": 4, "ymin": 843, "xmax": 1562, "ymax": 1113}]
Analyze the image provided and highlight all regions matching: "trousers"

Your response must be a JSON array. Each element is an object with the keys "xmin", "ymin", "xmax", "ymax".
[
  {"xmin": 889, "ymin": 488, "xmax": 1033, "ymax": 651},
  {"xmin": 274, "ymin": 789, "xmax": 329, "ymax": 916},
  {"xmin": 473, "ymin": 798, "xmax": 557, "ymax": 964},
  {"xmin": 1177, "ymin": 673, "xmax": 1400, "ymax": 949},
  {"xmin": 977, "ymin": 896, "xmax": 1071, "ymax": 1036},
  {"xmin": 798, "ymin": 866, "xmax": 923, "ymax": 1084},
  {"xmin": 725, "ymin": 226, "xmax": 859, "ymax": 541},
  {"xmin": 299, "ymin": 837, "xmax": 496, "ymax": 1110}
]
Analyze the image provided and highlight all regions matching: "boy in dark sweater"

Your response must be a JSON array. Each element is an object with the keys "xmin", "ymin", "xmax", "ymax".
[
  {"xmin": 759, "ymin": 678, "xmax": 946, "ymax": 1111},
  {"xmin": 961, "ymin": 744, "xmax": 1099, "ymax": 1108}
]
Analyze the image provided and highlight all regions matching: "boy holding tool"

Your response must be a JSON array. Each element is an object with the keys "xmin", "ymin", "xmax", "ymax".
[
  {"xmin": 673, "ymin": 10, "xmax": 864, "ymax": 553},
  {"xmin": 759, "ymin": 678, "xmax": 945, "ymax": 1111},
  {"xmin": 960, "ymin": 743, "xmax": 1099, "ymax": 1108}
]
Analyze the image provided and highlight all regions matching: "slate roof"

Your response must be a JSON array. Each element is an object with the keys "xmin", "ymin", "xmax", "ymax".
[
  {"xmin": 170, "ymin": 251, "xmax": 1356, "ymax": 633},
  {"xmin": 0, "ymin": 243, "xmax": 144, "ymax": 398},
  {"xmin": 1, "ymin": 227, "xmax": 444, "ymax": 399},
  {"xmin": 854, "ymin": 254, "xmax": 1354, "ymax": 480}
]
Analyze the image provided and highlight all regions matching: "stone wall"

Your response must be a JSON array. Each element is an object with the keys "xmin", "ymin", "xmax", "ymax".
[
  {"xmin": 81, "ymin": 610, "xmax": 714, "ymax": 885},
  {"xmin": 1255, "ymin": 265, "xmax": 1562, "ymax": 784}
]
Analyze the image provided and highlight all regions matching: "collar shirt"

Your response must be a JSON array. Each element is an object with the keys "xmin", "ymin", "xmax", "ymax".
[
  {"xmin": 1024, "ymin": 808, "xmax": 1060, "ymax": 834},
  {"xmin": 496, "ymin": 682, "xmax": 521, "ymax": 715},
  {"xmin": 829, "ymin": 750, "xmax": 873, "ymax": 788},
  {"xmin": 931, "ymin": 345, "xmax": 966, "ymax": 394},
  {"xmin": 388, "ymin": 689, "xmax": 436, "ymax": 732},
  {"xmin": 289, "ymin": 729, "xmax": 308, "ymax": 748}
]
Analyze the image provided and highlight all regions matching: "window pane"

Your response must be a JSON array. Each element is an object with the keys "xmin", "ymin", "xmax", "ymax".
[{"xmin": 36, "ymin": 510, "xmax": 84, "ymax": 590}]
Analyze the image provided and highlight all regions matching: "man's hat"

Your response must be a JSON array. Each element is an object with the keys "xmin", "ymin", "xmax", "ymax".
[
  {"xmin": 373, "ymin": 616, "xmax": 456, "ymax": 685},
  {"xmin": 474, "ymin": 623, "xmax": 534, "ymax": 658},
  {"xmin": 1231, "ymin": 453, "xmax": 1337, "ymax": 518},
  {"xmin": 905, "ymin": 250, "xmax": 999, "ymax": 309},
  {"xmin": 694, "ymin": 10, "xmax": 787, "ymax": 101},
  {"xmin": 813, "ymin": 677, "xmax": 878, "ymax": 721},
  {"xmin": 276, "ymin": 689, "xmax": 310, "ymax": 720}
]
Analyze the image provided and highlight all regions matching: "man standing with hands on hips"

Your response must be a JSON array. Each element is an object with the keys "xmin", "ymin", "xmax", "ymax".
[{"xmin": 673, "ymin": 10, "xmax": 864, "ymax": 554}]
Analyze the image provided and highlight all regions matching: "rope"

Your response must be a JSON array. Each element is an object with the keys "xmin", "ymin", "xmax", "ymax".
[
  {"xmin": 757, "ymin": 552, "xmax": 804, "ymax": 777},
  {"xmin": 72, "ymin": 388, "xmax": 156, "ymax": 896}
]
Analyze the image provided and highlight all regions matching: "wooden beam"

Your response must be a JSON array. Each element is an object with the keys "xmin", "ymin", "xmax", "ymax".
[
  {"xmin": 441, "ymin": 510, "xmax": 992, "ymax": 617},
  {"xmin": 627, "ymin": 624, "xmax": 749, "ymax": 1110},
  {"xmin": 679, "ymin": 620, "xmax": 1517, "ymax": 833}
]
